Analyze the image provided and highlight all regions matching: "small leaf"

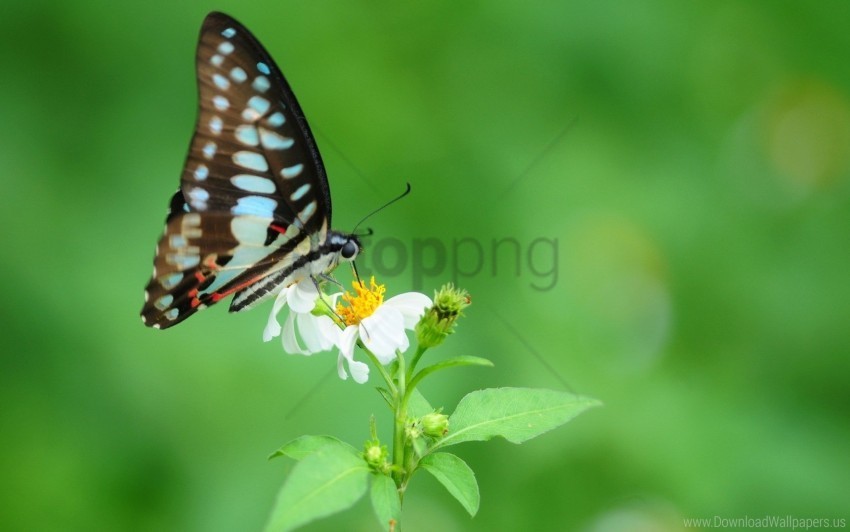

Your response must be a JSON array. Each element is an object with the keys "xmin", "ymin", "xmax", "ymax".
[
  {"xmin": 419, "ymin": 452, "xmax": 479, "ymax": 516},
  {"xmin": 370, "ymin": 474, "xmax": 401, "ymax": 532},
  {"xmin": 433, "ymin": 388, "xmax": 601, "ymax": 451},
  {"xmin": 269, "ymin": 435, "xmax": 358, "ymax": 461},
  {"xmin": 408, "ymin": 356, "xmax": 493, "ymax": 390},
  {"xmin": 376, "ymin": 387, "xmax": 394, "ymax": 409},
  {"xmin": 406, "ymin": 388, "xmax": 434, "ymax": 418},
  {"xmin": 412, "ymin": 436, "xmax": 429, "ymax": 459},
  {"xmin": 264, "ymin": 446, "xmax": 370, "ymax": 532}
]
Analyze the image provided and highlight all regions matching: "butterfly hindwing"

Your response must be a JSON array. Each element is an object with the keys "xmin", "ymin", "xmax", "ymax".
[{"xmin": 141, "ymin": 12, "xmax": 333, "ymax": 329}]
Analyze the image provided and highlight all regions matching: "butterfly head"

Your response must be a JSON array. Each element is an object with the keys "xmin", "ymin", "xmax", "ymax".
[{"xmin": 328, "ymin": 232, "xmax": 361, "ymax": 263}]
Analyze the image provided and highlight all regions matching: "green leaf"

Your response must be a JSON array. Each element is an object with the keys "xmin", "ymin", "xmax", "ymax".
[
  {"xmin": 419, "ymin": 452, "xmax": 479, "ymax": 516},
  {"xmin": 264, "ymin": 445, "xmax": 370, "ymax": 532},
  {"xmin": 370, "ymin": 474, "xmax": 401, "ymax": 531},
  {"xmin": 406, "ymin": 388, "xmax": 434, "ymax": 418},
  {"xmin": 408, "ymin": 356, "xmax": 493, "ymax": 390},
  {"xmin": 376, "ymin": 387, "xmax": 394, "ymax": 409},
  {"xmin": 269, "ymin": 435, "xmax": 358, "ymax": 461},
  {"xmin": 433, "ymin": 387, "xmax": 601, "ymax": 450}
]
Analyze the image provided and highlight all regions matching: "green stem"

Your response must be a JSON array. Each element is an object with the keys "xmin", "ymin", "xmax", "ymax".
[
  {"xmin": 407, "ymin": 344, "xmax": 428, "ymax": 378},
  {"xmin": 392, "ymin": 349, "xmax": 407, "ymax": 490},
  {"xmin": 362, "ymin": 347, "xmax": 397, "ymax": 396}
]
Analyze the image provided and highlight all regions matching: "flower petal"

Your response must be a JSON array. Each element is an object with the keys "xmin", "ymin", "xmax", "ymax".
[
  {"xmin": 298, "ymin": 313, "xmax": 339, "ymax": 353},
  {"xmin": 348, "ymin": 358, "xmax": 370, "ymax": 384},
  {"xmin": 337, "ymin": 325, "xmax": 366, "ymax": 382},
  {"xmin": 338, "ymin": 325, "xmax": 359, "ymax": 360},
  {"xmin": 262, "ymin": 287, "xmax": 289, "ymax": 342},
  {"xmin": 385, "ymin": 292, "xmax": 432, "ymax": 329},
  {"xmin": 282, "ymin": 311, "xmax": 310, "ymax": 355},
  {"xmin": 288, "ymin": 280, "xmax": 318, "ymax": 313},
  {"xmin": 361, "ymin": 306, "xmax": 407, "ymax": 364}
]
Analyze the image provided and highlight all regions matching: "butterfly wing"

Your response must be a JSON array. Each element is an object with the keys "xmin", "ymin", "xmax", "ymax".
[{"xmin": 141, "ymin": 12, "xmax": 331, "ymax": 329}]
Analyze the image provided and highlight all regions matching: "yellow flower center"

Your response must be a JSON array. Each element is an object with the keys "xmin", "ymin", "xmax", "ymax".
[{"xmin": 337, "ymin": 277, "xmax": 385, "ymax": 326}]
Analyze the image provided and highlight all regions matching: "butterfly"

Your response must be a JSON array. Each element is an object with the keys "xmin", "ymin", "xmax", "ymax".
[{"xmin": 141, "ymin": 11, "xmax": 360, "ymax": 329}]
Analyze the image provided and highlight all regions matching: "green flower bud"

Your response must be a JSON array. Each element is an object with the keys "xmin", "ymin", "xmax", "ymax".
[
  {"xmin": 415, "ymin": 284, "xmax": 471, "ymax": 348},
  {"xmin": 363, "ymin": 440, "xmax": 389, "ymax": 472},
  {"xmin": 421, "ymin": 411, "xmax": 450, "ymax": 438},
  {"xmin": 405, "ymin": 419, "xmax": 423, "ymax": 441}
]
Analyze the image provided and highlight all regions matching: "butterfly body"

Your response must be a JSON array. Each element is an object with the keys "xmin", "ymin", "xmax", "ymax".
[{"xmin": 141, "ymin": 12, "xmax": 359, "ymax": 329}]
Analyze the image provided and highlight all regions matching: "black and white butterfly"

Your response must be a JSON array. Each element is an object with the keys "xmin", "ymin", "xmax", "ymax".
[{"xmin": 141, "ymin": 12, "xmax": 360, "ymax": 329}]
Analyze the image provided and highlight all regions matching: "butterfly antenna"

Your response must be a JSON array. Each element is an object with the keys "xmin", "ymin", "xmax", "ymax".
[{"xmin": 351, "ymin": 183, "xmax": 412, "ymax": 234}]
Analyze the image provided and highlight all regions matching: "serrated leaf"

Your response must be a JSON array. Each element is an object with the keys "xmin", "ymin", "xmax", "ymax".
[
  {"xmin": 269, "ymin": 435, "xmax": 358, "ymax": 461},
  {"xmin": 264, "ymin": 446, "xmax": 369, "ymax": 532},
  {"xmin": 370, "ymin": 474, "xmax": 401, "ymax": 532},
  {"xmin": 407, "ymin": 388, "xmax": 434, "ymax": 418},
  {"xmin": 433, "ymin": 387, "xmax": 600, "ymax": 450},
  {"xmin": 419, "ymin": 452, "xmax": 479, "ymax": 516}
]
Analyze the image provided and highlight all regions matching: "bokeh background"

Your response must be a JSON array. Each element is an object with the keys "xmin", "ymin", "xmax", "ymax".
[{"xmin": 2, "ymin": 1, "xmax": 848, "ymax": 530}]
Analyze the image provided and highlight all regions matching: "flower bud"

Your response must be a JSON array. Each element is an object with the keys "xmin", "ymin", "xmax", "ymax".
[
  {"xmin": 415, "ymin": 284, "xmax": 471, "ymax": 348},
  {"xmin": 363, "ymin": 440, "xmax": 389, "ymax": 472},
  {"xmin": 421, "ymin": 411, "xmax": 450, "ymax": 438}
]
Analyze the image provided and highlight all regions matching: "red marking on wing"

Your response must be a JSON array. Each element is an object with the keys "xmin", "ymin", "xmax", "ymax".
[
  {"xmin": 203, "ymin": 255, "xmax": 219, "ymax": 270},
  {"xmin": 210, "ymin": 274, "xmax": 265, "ymax": 302},
  {"xmin": 270, "ymin": 224, "xmax": 288, "ymax": 234}
]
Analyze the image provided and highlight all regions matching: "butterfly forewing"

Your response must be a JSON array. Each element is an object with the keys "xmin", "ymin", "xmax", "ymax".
[{"xmin": 141, "ymin": 12, "xmax": 332, "ymax": 329}]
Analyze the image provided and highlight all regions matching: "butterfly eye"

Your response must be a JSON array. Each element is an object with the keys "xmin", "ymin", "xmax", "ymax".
[{"xmin": 341, "ymin": 240, "xmax": 358, "ymax": 260}]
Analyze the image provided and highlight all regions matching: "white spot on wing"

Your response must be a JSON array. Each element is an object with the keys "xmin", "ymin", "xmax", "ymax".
[
  {"xmin": 281, "ymin": 164, "xmax": 304, "ymax": 179},
  {"xmin": 187, "ymin": 187, "xmax": 209, "ymax": 210},
  {"xmin": 257, "ymin": 62, "xmax": 270, "ymax": 75},
  {"xmin": 211, "ymin": 54, "xmax": 224, "ymax": 67},
  {"xmin": 166, "ymin": 308, "xmax": 179, "ymax": 320},
  {"xmin": 231, "ymin": 175, "xmax": 277, "ymax": 193},
  {"xmin": 232, "ymin": 196, "xmax": 278, "ymax": 217},
  {"xmin": 222, "ymin": 27, "xmax": 237, "ymax": 38},
  {"xmin": 218, "ymin": 41, "xmax": 234, "ymax": 55},
  {"xmin": 290, "ymin": 183, "xmax": 311, "ymax": 202},
  {"xmin": 154, "ymin": 294, "xmax": 174, "ymax": 311},
  {"xmin": 259, "ymin": 128, "xmax": 294, "ymax": 150},
  {"xmin": 167, "ymin": 253, "xmax": 200, "ymax": 270},
  {"xmin": 234, "ymin": 125, "xmax": 259, "ymax": 146},
  {"xmin": 267, "ymin": 112, "xmax": 285, "ymax": 127},
  {"xmin": 194, "ymin": 164, "xmax": 209, "ymax": 181},
  {"xmin": 242, "ymin": 96, "xmax": 270, "ymax": 121},
  {"xmin": 297, "ymin": 200, "xmax": 317, "ymax": 226},
  {"xmin": 213, "ymin": 95, "xmax": 229, "ymax": 111},
  {"xmin": 203, "ymin": 141, "xmax": 217, "ymax": 159},
  {"xmin": 160, "ymin": 272, "xmax": 183, "ymax": 289},
  {"xmin": 169, "ymin": 234, "xmax": 187, "ymax": 248},
  {"xmin": 230, "ymin": 67, "xmax": 247, "ymax": 83},
  {"xmin": 232, "ymin": 151, "xmax": 269, "ymax": 172},
  {"xmin": 213, "ymin": 73, "xmax": 230, "ymax": 90},
  {"xmin": 209, "ymin": 116, "xmax": 223, "ymax": 135},
  {"xmin": 252, "ymin": 75, "xmax": 270, "ymax": 93}
]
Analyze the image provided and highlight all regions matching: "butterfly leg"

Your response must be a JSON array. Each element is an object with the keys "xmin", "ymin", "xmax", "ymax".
[
  {"xmin": 310, "ymin": 274, "xmax": 346, "ymax": 324},
  {"xmin": 319, "ymin": 273, "xmax": 342, "ymax": 288}
]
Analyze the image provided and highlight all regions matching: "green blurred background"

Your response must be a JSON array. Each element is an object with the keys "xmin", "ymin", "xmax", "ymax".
[{"xmin": 2, "ymin": 1, "xmax": 848, "ymax": 530}]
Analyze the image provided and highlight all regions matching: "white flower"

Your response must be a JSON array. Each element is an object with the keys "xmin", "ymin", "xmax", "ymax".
[
  {"xmin": 263, "ymin": 280, "xmax": 339, "ymax": 355},
  {"xmin": 336, "ymin": 278, "xmax": 432, "ymax": 371},
  {"xmin": 263, "ymin": 277, "xmax": 432, "ymax": 385}
]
